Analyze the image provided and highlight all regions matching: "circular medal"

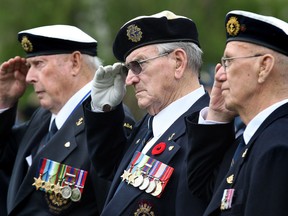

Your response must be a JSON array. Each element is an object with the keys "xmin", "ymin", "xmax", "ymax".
[
  {"xmin": 145, "ymin": 179, "xmax": 156, "ymax": 193},
  {"xmin": 151, "ymin": 181, "xmax": 163, "ymax": 196},
  {"xmin": 70, "ymin": 187, "xmax": 82, "ymax": 202},
  {"xmin": 132, "ymin": 174, "xmax": 144, "ymax": 187},
  {"xmin": 61, "ymin": 185, "xmax": 72, "ymax": 199},
  {"xmin": 139, "ymin": 177, "xmax": 150, "ymax": 190}
]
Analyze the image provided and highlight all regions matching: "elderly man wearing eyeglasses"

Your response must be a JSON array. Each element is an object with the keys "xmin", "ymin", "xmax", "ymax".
[
  {"xmin": 186, "ymin": 10, "xmax": 288, "ymax": 216},
  {"xmin": 84, "ymin": 10, "xmax": 210, "ymax": 216}
]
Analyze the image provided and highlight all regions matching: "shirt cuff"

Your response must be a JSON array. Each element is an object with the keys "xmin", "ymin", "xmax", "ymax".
[{"xmin": 198, "ymin": 107, "xmax": 228, "ymax": 125}]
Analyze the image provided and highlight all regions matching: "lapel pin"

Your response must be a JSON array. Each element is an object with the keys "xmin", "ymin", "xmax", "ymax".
[
  {"xmin": 168, "ymin": 133, "xmax": 175, "ymax": 141},
  {"xmin": 76, "ymin": 117, "xmax": 84, "ymax": 126},
  {"xmin": 242, "ymin": 148, "xmax": 248, "ymax": 158},
  {"xmin": 64, "ymin": 142, "xmax": 71, "ymax": 148},
  {"xmin": 226, "ymin": 174, "xmax": 234, "ymax": 184}
]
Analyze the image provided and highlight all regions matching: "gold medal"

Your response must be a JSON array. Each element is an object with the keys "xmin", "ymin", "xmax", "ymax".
[
  {"xmin": 61, "ymin": 185, "xmax": 72, "ymax": 199},
  {"xmin": 139, "ymin": 177, "xmax": 150, "ymax": 190},
  {"xmin": 32, "ymin": 174, "xmax": 43, "ymax": 190},
  {"xmin": 44, "ymin": 181, "xmax": 53, "ymax": 192},
  {"xmin": 145, "ymin": 179, "xmax": 156, "ymax": 193},
  {"xmin": 54, "ymin": 182, "xmax": 62, "ymax": 195},
  {"xmin": 70, "ymin": 187, "xmax": 82, "ymax": 202},
  {"xmin": 151, "ymin": 181, "xmax": 163, "ymax": 196}
]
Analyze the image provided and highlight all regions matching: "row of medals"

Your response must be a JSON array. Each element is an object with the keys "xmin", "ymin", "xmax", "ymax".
[
  {"xmin": 121, "ymin": 169, "xmax": 163, "ymax": 196},
  {"xmin": 33, "ymin": 174, "xmax": 82, "ymax": 203}
]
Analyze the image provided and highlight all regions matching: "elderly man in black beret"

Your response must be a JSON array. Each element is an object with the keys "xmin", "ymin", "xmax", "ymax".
[
  {"xmin": 85, "ymin": 10, "xmax": 210, "ymax": 215},
  {"xmin": 186, "ymin": 10, "xmax": 288, "ymax": 216},
  {"xmin": 0, "ymin": 25, "xmax": 134, "ymax": 215}
]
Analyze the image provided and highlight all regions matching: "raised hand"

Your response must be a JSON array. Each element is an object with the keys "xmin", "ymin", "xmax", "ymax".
[
  {"xmin": 207, "ymin": 63, "xmax": 237, "ymax": 122},
  {"xmin": 0, "ymin": 56, "xmax": 29, "ymax": 109},
  {"xmin": 91, "ymin": 62, "xmax": 127, "ymax": 111}
]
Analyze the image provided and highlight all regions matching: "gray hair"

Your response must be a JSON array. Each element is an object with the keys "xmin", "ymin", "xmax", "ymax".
[
  {"xmin": 156, "ymin": 42, "xmax": 203, "ymax": 73},
  {"xmin": 82, "ymin": 54, "xmax": 103, "ymax": 73}
]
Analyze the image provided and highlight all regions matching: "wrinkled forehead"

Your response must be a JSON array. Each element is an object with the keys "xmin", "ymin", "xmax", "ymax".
[
  {"xmin": 225, "ymin": 41, "xmax": 260, "ymax": 55},
  {"xmin": 125, "ymin": 44, "xmax": 158, "ymax": 62}
]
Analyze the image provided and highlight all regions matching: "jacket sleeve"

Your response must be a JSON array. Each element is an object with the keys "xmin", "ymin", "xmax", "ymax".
[
  {"xmin": 84, "ymin": 101, "xmax": 134, "ymax": 180},
  {"xmin": 185, "ymin": 111, "xmax": 235, "ymax": 203}
]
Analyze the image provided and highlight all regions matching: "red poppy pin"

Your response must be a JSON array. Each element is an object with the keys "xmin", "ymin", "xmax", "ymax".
[{"xmin": 152, "ymin": 142, "xmax": 166, "ymax": 155}]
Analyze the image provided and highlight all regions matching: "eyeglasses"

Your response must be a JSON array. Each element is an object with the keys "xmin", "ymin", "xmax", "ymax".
[
  {"xmin": 221, "ymin": 54, "xmax": 264, "ymax": 71},
  {"xmin": 124, "ymin": 51, "xmax": 171, "ymax": 75}
]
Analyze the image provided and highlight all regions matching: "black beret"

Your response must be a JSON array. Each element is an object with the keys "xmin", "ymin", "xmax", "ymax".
[
  {"xmin": 18, "ymin": 25, "xmax": 97, "ymax": 58},
  {"xmin": 113, "ymin": 10, "xmax": 200, "ymax": 62},
  {"xmin": 225, "ymin": 10, "xmax": 288, "ymax": 56}
]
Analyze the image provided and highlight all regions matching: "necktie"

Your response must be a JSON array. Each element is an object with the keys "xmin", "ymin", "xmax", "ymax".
[
  {"xmin": 231, "ymin": 135, "xmax": 245, "ymax": 167},
  {"xmin": 137, "ymin": 116, "xmax": 154, "ymax": 152},
  {"xmin": 32, "ymin": 119, "xmax": 58, "ymax": 158},
  {"xmin": 45, "ymin": 119, "xmax": 58, "ymax": 144}
]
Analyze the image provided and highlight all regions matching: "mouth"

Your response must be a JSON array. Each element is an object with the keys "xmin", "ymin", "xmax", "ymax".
[{"xmin": 35, "ymin": 90, "xmax": 45, "ymax": 97}]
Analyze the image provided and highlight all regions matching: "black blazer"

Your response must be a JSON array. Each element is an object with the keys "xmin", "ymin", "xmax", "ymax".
[
  {"xmin": 85, "ymin": 93, "xmax": 210, "ymax": 216},
  {"xmin": 1, "ymin": 99, "xmax": 134, "ymax": 216},
  {"xmin": 186, "ymin": 103, "xmax": 288, "ymax": 216}
]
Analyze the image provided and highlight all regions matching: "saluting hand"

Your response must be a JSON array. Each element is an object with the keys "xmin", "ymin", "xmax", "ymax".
[
  {"xmin": 91, "ymin": 62, "xmax": 127, "ymax": 112},
  {"xmin": 207, "ymin": 63, "xmax": 237, "ymax": 122},
  {"xmin": 0, "ymin": 56, "xmax": 28, "ymax": 109}
]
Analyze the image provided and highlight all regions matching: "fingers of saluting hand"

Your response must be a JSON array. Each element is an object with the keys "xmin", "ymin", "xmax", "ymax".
[{"xmin": 0, "ymin": 56, "xmax": 28, "ymax": 76}]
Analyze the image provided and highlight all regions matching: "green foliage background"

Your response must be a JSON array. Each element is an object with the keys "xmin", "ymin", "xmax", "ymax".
[{"xmin": 1, "ymin": 0, "xmax": 287, "ymax": 120}]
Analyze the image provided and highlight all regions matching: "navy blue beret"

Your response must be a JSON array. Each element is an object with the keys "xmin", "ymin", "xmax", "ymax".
[
  {"xmin": 18, "ymin": 25, "xmax": 97, "ymax": 57},
  {"xmin": 113, "ymin": 10, "xmax": 200, "ymax": 62}
]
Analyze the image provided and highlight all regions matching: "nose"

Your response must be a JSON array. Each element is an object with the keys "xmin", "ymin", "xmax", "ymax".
[
  {"xmin": 125, "ymin": 70, "xmax": 139, "ymax": 86},
  {"xmin": 215, "ymin": 64, "xmax": 227, "ymax": 82},
  {"xmin": 25, "ymin": 67, "xmax": 37, "ymax": 84}
]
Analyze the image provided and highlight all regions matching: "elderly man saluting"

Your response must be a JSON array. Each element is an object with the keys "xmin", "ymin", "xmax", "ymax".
[
  {"xmin": 85, "ymin": 10, "xmax": 210, "ymax": 215},
  {"xmin": 186, "ymin": 10, "xmax": 288, "ymax": 216},
  {"xmin": 0, "ymin": 25, "xmax": 134, "ymax": 215}
]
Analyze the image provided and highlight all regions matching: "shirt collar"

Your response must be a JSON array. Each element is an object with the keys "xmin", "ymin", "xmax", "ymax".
[
  {"xmin": 52, "ymin": 81, "xmax": 92, "ymax": 129},
  {"xmin": 243, "ymin": 99, "xmax": 288, "ymax": 144},
  {"xmin": 152, "ymin": 85, "xmax": 205, "ymax": 139}
]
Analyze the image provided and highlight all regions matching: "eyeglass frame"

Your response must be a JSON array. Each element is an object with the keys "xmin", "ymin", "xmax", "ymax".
[
  {"xmin": 221, "ymin": 54, "xmax": 264, "ymax": 72},
  {"xmin": 124, "ymin": 51, "xmax": 173, "ymax": 75}
]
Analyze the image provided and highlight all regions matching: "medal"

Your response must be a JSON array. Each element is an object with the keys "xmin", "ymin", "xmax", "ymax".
[
  {"xmin": 44, "ymin": 181, "xmax": 53, "ymax": 193},
  {"xmin": 132, "ymin": 174, "xmax": 144, "ymax": 187},
  {"xmin": 32, "ymin": 174, "xmax": 43, "ymax": 190},
  {"xmin": 139, "ymin": 176, "xmax": 150, "ymax": 190},
  {"xmin": 70, "ymin": 187, "xmax": 82, "ymax": 202},
  {"xmin": 220, "ymin": 188, "xmax": 235, "ymax": 210},
  {"xmin": 151, "ymin": 181, "xmax": 163, "ymax": 196},
  {"xmin": 61, "ymin": 185, "xmax": 72, "ymax": 199},
  {"xmin": 127, "ymin": 172, "xmax": 137, "ymax": 185},
  {"xmin": 145, "ymin": 179, "xmax": 156, "ymax": 193},
  {"xmin": 54, "ymin": 182, "xmax": 62, "ymax": 195},
  {"xmin": 120, "ymin": 170, "xmax": 131, "ymax": 182}
]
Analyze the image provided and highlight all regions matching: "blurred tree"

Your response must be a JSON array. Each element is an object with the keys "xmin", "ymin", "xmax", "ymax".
[{"xmin": 0, "ymin": 0, "xmax": 287, "ymax": 120}]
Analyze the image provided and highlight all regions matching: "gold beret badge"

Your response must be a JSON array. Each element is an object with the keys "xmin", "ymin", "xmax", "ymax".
[
  {"xmin": 226, "ymin": 16, "xmax": 240, "ymax": 36},
  {"xmin": 21, "ymin": 36, "xmax": 33, "ymax": 52}
]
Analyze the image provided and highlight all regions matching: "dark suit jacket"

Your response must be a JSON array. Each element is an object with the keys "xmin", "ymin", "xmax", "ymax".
[
  {"xmin": 0, "ymin": 99, "xmax": 134, "ymax": 216},
  {"xmin": 186, "ymin": 103, "xmax": 288, "ymax": 216},
  {"xmin": 85, "ymin": 93, "xmax": 210, "ymax": 216}
]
